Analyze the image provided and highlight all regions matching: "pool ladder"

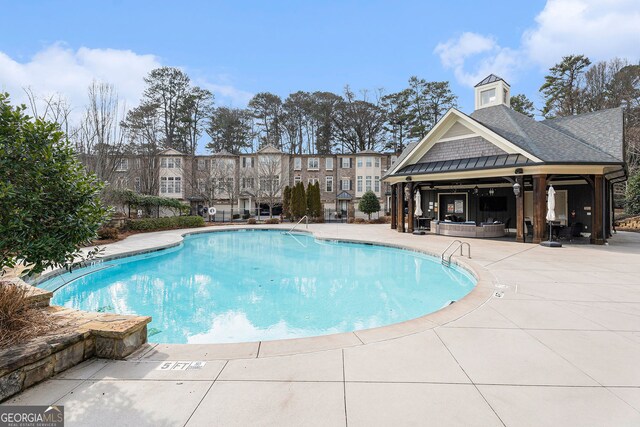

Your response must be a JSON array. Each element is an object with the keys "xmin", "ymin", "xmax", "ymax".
[
  {"xmin": 441, "ymin": 240, "xmax": 471, "ymax": 267},
  {"xmin": 285, "ymin": 215, "xmax": 308, "ymax": 234}
]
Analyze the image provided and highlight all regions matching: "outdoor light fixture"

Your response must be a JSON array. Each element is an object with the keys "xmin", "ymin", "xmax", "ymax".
[
  {"xmin": 473, "ymin": 185, "xmax": 479, "ymax": 195},
  {"xmin": 489, "ymin": 188, "xmax": 495, "ymax": 196},
  {"xmin": 515, "ymin": 168, "xmax": 524, "ymax": 174},
  {"xmin": 406, "ymin": 176, "xmax": 412, "ymax": 182},
  {"xmin": 513, "ymin": 182, "xmax": 521, "ymax": 197}
]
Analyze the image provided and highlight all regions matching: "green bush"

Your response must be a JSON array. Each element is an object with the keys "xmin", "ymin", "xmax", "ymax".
[
  {"xmin": 358, "ymin": 190, "xmax": 381, "ymax": 220},
  {"xmin": 126, "ymin": 216, "xmax": 205, "ymax": 231},
  {"xmin": 0, "ymin": 93, "xmax": 109, "ymax": 274},
  {"xmin": 626, "ymin": 171, "xmax": 640, "ymax": 215},
  {"xmin": 97, "ymin": 227, "xmax": 119, "ymax": 240}
]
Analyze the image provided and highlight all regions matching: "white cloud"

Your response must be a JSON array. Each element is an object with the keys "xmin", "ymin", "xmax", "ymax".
[
  {"xmin": 523, "ymin": 0, "xmax": 640, "ymax": 67},
  {"xmin": 0, "ymin": 43, "xmax": 161, "ymax": 115},
  {"xmin": 434, "ymin": 32, "xmax": 521, "ymax": 87},
  {"xmin": 0, "ymin": 43, "xmax": 254, "ymax": 118},
  {"xmin": 435, "ymin": 0, "xmax": 640, "ymax": 86}
]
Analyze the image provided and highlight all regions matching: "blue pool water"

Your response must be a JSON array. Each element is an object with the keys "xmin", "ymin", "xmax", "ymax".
[{"xmin": 41, "ymin": 230, "xmax": 475, "ymax": 344}]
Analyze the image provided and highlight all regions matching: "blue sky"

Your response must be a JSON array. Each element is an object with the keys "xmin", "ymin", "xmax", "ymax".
[{"xmin": 1, "ymin": 0, "xmax": 639, "ymax": 121}]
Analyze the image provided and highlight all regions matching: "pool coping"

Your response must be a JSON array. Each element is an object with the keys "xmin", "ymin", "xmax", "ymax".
[{"xmin": 35, "ymin": 226, "xmax": 497, "ymax": 359}]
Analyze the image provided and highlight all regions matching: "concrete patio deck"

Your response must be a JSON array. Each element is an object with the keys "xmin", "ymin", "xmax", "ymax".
[{"xmin": 4, "ymin": 224, "xmax": 640, "ymax": 426}]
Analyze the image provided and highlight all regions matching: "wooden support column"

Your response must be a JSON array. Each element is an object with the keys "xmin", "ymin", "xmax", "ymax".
[
  {"xmin": 390, "ymin": 184, "xmax": 397, "ymax": 229},
  {"xmin": 532, "ymin": 174, "xmax": 547, "ymax": 244},
  {"xmin": 406, "ymin": 182, "xmax": 414, "ymax": 233},
  {"xmin": 396, "ymin": 182, "xmax": 405, "ymax": 232},
  {"xmin": 515, "ymin": 176, "xmax": 525, "ymax": 243},
  {"xmin": 591, "ymin": 174, "xmax": 605, "ymax": 244}
]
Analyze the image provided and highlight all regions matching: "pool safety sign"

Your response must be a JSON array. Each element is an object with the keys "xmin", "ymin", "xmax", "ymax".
[{"xmin": 156, "ymin": 361, "xmax": 207, "ymax": 371}]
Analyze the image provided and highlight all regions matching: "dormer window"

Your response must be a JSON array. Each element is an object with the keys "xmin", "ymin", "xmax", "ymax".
[
  {"xmin": 481, "ymin": 88, "xmax": 496, "ymax": 106},
  {"xmin": 503, "ymin": 89, "xmax": 508, "ymax": 104}
]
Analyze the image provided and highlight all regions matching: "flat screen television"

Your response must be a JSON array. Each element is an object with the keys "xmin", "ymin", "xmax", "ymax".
[{"xmin": 479, "ymin": 196, "xmax": 507, "ymax": 211}]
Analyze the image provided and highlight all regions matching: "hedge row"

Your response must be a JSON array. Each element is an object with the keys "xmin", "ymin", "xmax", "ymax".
[{"xmin": 126, "ymin": 216, "xmax": 205, "ymax": 231}]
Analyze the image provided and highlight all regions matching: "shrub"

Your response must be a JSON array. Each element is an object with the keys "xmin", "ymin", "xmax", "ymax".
[
  {"xmin": 232, "ymin": 214, "xmax": 240, "ymax": 219},
  {"xmin": 265, "ymin": 218, "xmax": 280, "ymax": 224},
  {"xmin": 97, "ymin": 227, "xmax": 119, "ymax": 240},
  {"xmin": 0, "ymin": 282, "xmax": 53, "ymax": 349},
  {"xmin": 126, "ymin": 216, "xmax": 205, "ymax": 231},
  {"xmin": 247, "ymin": 218, "xmax": 257, "ymax": 225},
  {"xmin": 313, "ymin": 216, "xmax": 325, "ymax": 223},
  {"xmin": 242, "ymin": 213, "xmax": 250, "ymax": 220},
  {"xmin": 358, "ymin": 190, "xmax": 381, "ymax": 220},
  {"xmin": 1, "ymin": 93, "xmax": 109, "ymax": 274},
  {"xmin": 353, "ymin": 217, "xmax": 366, "ymax": 224},
  {"xmin": 348, "ymin": 217, "xmax": 355, "ymax": 224},
  {"xmin": 626, "ymin": 171, "xmax": 640, "ymax": 215}
]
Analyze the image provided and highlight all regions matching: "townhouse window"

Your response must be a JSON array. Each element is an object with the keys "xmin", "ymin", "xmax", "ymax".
[
  {"xmin": 161, "ymin": 157, "xmax": 180, "ymax": 168},
  {"xmin": 308, "ymin": 158, "xmax": 319, "ymax": 170},
  {"xmin": 196, "ymin": 178, "xmax": 205, "ymax": 191},
  {"xmin": 374, "ymin": 176, "xmax": 380, "ymax": 192},
  {"xmin": 374, "ymin": 157, "xmax": 380, "ymax": 168},
  {"xmin": 366, "ymin": 157, "xmax": 372, "ymax": 167},
  {"xmin": 325, "ymin": 157, "xmax": 334, "ymax": 170},
  {"xmin": 391, "ymin": 156, "xmax": 397, "ymax": 165},
  {"xmin": 242, "ymin": 177, "xmax": 254, "ymax": 189},
  {"xmin": 197, "ymin": 159, "xmax": 206, "ymax": 171},
  {"xmin": 115, "ymin": 158, "xmax": 128, "ymax": 171},
  {"xmin": 365, "ymin": 176, "xmax": 372, "ymax": 192},
  {"xmin": 294, "ymin": 157, "xmax": 302, "ymax": 170},
  {"xmin": 341, "ymin": 157, "xmax": 351, "ymax": 168},
  {"xmin": 341, "ymin": 178, "xmax": 351, "ymax": 191},
  {"xmin": 135, "ymin": 158, "xmax": 141, "ymax": 169},
  {"xmin": 357, "ymin": 176, "xmax": 363, "ymax": 192},
  {"xmin": 134, "ymin": 177, "xmax": 141, "ymax": 192},
  {"xmin": 242, "ymin": 157, "xmax": 255, "ymax": 168},
  {"xmin": 308, "ymin": 178, "xmax": 319, "ymax": 186},
  {"xmin": 326, "ymin": 176, "xmax": 333, "ymax": 192},
  {"xmin": 161, "ymin": 176, "xmax": 181, "ymax": 194},
  {"xmin": 294, "ymin": 175, "xmax": 301, "ymax": 186},
  {"xmin": 357, "ymin": 158, "xmax": 363, "ymax": 167}
]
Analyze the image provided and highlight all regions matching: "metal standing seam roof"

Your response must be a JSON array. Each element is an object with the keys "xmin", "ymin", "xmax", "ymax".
[{"xmin": 395, "ymin": 153, "xmax": 533, "ymax": 176}]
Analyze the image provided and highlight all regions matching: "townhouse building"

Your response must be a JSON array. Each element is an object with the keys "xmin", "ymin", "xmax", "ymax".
[{"xmin": 108, "ymin": 145, "xmax": 396, "ymax": 218}]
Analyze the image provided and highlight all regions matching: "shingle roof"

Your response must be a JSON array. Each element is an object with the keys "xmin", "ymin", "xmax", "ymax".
[
  {"xmin": 475, "ymin": 74, "xmax": 508, "ymax": 87},
  {"xmin": 470, "ymin": 105, "xmax": 622, "ymax": 163},
  {"xmin": 395, "ymin": 153, "xmax": 532, "ymax": 176},
  {"xmin": 542, "ymin": 108, "xmax": 624, "ymax": 161}
]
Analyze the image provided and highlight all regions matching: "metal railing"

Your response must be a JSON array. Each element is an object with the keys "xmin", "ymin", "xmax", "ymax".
[
  {"xmin": 285, "ymin": 215, "xmax": 308, "ymax": 234},
  {"xmin": 441, "ymin": 240, "xmax": 471, "ymax": 267}
]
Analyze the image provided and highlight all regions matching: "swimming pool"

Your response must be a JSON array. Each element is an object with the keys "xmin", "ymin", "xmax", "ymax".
[{"xmin": 41, "ymin": 230, "xmax": 476, "ymax": 344}]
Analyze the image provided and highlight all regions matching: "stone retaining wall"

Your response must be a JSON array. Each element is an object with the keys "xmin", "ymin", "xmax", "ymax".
[{"xmin": 0, "ymin": 280, "xmax": 150, "ymax": 402}]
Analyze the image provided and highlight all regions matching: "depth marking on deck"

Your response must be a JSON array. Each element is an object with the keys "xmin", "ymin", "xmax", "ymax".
[{"xmin": 156, "ymin": 361, "xmax": 207, "ymax": 370}]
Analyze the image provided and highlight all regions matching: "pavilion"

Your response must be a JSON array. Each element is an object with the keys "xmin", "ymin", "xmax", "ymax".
[{"xmin": 383, "ymin": 74, "xmax": 627, "ymax": 244}]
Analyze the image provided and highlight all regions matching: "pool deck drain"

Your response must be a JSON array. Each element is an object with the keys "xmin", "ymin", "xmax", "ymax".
[{"xmin": 5, "ymin": 224, "xmax": 640, "ymax": 426}]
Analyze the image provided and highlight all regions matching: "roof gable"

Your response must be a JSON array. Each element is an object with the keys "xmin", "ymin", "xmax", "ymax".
[
  {"xmin": 257, "ymin": 144, "xmax": 283, "ymax": 154},
  {"xmin": 387, "ymin": 108, "xmax": 541, "ymax": 176},
  {"xmin": 159, "ymin": 148, "xmax": 184, "ymax": 156}
]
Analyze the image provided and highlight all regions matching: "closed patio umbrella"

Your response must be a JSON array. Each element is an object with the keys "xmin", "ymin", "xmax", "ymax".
[
  {"xmin": 542, "ymin": 185, "xmax": 562, "ymax": 247},
  {"xmin": 414, "ymin": 190, "xmax": 423, "ymax": 217}
]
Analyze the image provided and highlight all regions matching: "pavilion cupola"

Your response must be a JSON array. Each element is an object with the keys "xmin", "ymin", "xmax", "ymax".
[{"xmin": 474, "ymin": 74, "xmax": 510, "ymax": 111}]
